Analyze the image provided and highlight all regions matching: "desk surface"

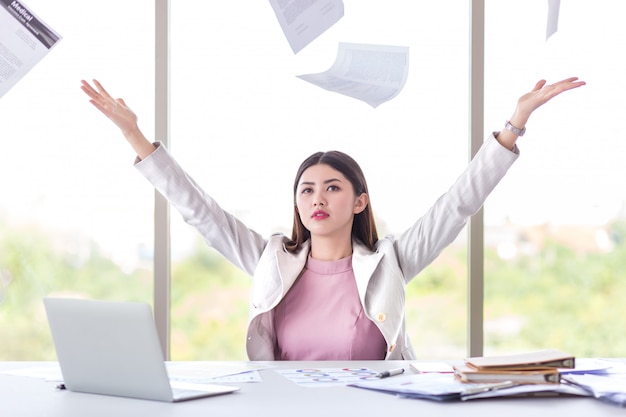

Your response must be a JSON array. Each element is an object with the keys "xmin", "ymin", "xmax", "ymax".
[{"xmin": 3, "ymin": 360, "xmax": 625, "ymax": 417}]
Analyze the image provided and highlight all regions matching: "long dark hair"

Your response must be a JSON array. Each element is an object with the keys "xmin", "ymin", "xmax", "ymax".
[{"xmin": 285, "ymin": 151, "xmax": 379, "ymax": 253}]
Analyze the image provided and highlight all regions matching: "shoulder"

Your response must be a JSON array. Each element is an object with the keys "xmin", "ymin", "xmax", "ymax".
[
  {"xmin": 260, "ymin": 233, "xmax": 296, "ymax": 257},
  {"xmin": 267, "ymin": 233, "xmax": 290, "ymax": 247},
  {"xmin": 373, "ymin": 234, "xmax": 398, "ymax": 252}
]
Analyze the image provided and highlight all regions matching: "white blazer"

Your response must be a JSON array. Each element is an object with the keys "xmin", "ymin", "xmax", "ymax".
[{"xmin": 136, "ymin": 134, "xmax": 518, "ymax": 360}]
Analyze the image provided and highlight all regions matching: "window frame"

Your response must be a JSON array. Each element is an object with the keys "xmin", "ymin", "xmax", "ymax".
[{"xmin": 151, "ymin": 0, "xmax": 486, "ymax": 360}]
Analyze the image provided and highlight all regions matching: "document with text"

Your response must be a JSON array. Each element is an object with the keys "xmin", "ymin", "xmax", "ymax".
[
  {"xmin": 297, "ymin": 42, "xmax": 409, "ymax": 108},
  {"xmin": 269, "ymin": 0, "xmax": 344, "ymax": 54},
  {"xmin": 0, "ymin": 0, "xmax": 61, "ymax": 98}
]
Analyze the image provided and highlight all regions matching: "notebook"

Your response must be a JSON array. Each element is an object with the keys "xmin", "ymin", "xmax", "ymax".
[{"xmin": 43, "ymin": 297, "xmax": 240, "ymax": 402}]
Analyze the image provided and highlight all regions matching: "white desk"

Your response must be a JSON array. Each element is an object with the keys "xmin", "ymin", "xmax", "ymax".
[{"xmin": 3, "ymin": 361, "xmax": 625, "ymax": 416}]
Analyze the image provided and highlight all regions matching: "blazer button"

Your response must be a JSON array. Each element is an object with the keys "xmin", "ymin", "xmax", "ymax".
[
  {"xmin": 376, "ymin": 312, "xmax": 386, "ymax": 323},
  {"xmin": 389, "ymin": 344, "xmax": 396, "ymax": 353}
]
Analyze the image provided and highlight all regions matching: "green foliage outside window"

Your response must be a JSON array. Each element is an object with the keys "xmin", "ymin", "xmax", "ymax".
[
  {"xmin": 0, "ymin": 220, "xmax": 151, "ymax": 360},
  {"xmin": 1, "ymin": 220, "xmax": 625, "ymax": 360}
]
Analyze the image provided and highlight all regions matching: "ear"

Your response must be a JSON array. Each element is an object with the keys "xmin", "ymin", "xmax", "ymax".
[{"xmin": 353, "ymin": 193, "xmax": 369, "ymax": 215}]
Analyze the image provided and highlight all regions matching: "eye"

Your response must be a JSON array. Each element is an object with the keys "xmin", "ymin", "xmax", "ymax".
[
  {"xmin": 300, "ymin": 187, "xmax": 313, "ymax": 194},
  {"xmin": 327, "ymin": 185, "xmax": 340, "ymax": 191}
]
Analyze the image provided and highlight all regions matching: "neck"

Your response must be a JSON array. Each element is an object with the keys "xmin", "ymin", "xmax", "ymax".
[{"xmin": 309, "ymin": 235, "xmax": 353, "ymax": 261}]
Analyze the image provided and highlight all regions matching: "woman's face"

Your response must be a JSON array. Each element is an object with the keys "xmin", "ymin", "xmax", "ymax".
[{"xmin": 295, "ymin": 163, "xmax": 367, "ymax": 239}]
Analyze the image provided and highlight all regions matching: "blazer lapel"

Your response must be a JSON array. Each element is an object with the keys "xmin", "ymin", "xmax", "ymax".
[
  {"xmin": 275, "ymin": 239, "xmax": 310, "ymax": 297},
  {"xmin": 351, "ymin": 240, "xmax": 384, "ymax": 303}
]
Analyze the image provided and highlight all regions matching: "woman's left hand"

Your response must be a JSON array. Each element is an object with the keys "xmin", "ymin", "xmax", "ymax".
[
  {"xmin": 496, "ymin": 77, "xmax": 586, "ymax": 150},
  {"xmin": 515, "ymin": 77, "xmax": 586, "ymax": 120}
]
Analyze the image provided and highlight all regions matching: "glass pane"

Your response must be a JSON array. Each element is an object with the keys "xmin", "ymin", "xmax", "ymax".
[
  {"xmin": 484, "ymin": 0, "xmax": 626, "ymax": 356},
  {"xmin": 170, "ymin": 1, "xmax": 469, "ymax": 360},
  {"xmin": 0, "ymin": 0, "xmax": 154, "ymax": 360}
]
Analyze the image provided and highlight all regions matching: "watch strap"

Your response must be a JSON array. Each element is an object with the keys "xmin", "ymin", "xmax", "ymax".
[{"xmin": 504, "ymin": 120, "xmax": 526, "ymax": 136}]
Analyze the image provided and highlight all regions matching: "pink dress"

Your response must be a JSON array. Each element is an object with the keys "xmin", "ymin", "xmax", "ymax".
[{"xmin": 273, "ymin": 255, "xmax": 387, "ymax": 360}]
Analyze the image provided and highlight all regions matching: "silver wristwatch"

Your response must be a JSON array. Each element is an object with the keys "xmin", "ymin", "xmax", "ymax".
[{"xmin": 504, "ymin": 120, "xmax": 526, "ymax": 136}]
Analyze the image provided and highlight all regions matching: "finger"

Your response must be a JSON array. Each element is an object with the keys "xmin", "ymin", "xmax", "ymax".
[
  {"xmin": 80, "ymin": 80, "xmax": 99, "ymax": 99},
  {"xmin": 551, "ymin": 77, "xmax": 585, "ymax": 90},
  {"xmin": 80, "ymin": 79, "xmax": 92, "ymax": 90},
  {"xmin": 80, "ymin": 80, "xmax": 114, "ymax": 111},
  {"xmin": 532, "ymin": 79, "xmax": 547, "ymax": 91},
  {"xmin": 551, "ymin": 78, "xmax": 586, "ymax": 94},
  {"xmin": 92, "ymin": 79, "xmax": 114, "ymax": 100},
  {"xmin": 80, "ymin": 85, "xmax": 102, "ymax": 102},
  {"xmin": 554, "ymin": 76, "xmax": 580, "ymax": 85}
]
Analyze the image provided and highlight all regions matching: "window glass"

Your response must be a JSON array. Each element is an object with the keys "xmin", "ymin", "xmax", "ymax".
[
  {"xmin": 0, "ymin": 0, "xmax": 154, "ymax": 360},
  {"xmin": 484, "ymin": 0, "xmax": 626, "ymax": 356},
  {"xmin": 170, "ymin": 1, "xmax": 469, "ymax": 360}
]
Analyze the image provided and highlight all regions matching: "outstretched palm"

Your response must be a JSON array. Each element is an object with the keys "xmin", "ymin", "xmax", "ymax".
[
  {"xmin": 80, "ymin": 79, "xmax": 138, "ymax": 135},
  {"xmin": 516, "ymin": 77, "xmax": 585, "ymax": 118}
]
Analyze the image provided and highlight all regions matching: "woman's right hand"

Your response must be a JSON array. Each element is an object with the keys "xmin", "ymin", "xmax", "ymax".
[
  {"xmin": 80, "ymin": 79, "xmax": 139, "ymax": 135},
  {"xmin": 81, "ymin": 79, "xmax": 156, "ymax": 159}
]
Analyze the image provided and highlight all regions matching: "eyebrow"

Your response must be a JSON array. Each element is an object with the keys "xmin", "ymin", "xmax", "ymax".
[{"xmin": 299, "ymin": 178, "xmax": 342, "ymax": 186}]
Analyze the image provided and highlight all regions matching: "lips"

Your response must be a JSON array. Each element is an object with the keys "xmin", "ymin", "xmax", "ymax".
[{"xmin": 311, "ymin": 210, "xmax": 329, "ymax": 220}]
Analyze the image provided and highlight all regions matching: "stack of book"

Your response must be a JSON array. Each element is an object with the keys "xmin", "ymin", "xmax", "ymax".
[{"xmin": 454, "ymin": 349, "xmax": 575, "ymax": 384}]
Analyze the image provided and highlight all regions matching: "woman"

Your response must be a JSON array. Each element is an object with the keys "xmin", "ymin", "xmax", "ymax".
[{"xmin": 81, "ymin": 77, "xmax": 585, "ymax": 360}]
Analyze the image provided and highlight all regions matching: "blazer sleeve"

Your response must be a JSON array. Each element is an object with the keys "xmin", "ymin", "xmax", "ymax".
[
  {"xmin": 134, "ymin": 143, "xmax": 267, "ymax": 276},
  {"xmin": 394, "ymin": 133, "xmax": 519, "ymax": 281}
]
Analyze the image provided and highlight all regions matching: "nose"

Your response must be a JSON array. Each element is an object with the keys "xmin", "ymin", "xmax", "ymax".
[{"xmin": 313, "ymin": 192, "xmax": 325, "ymax": 207}]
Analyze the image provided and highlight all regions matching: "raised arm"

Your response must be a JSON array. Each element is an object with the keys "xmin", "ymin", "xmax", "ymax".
[
  {"xmin": 496, "ymin": 77, "xmax": 586, "ymax": 150},
  {"xmin": 80, "ymin": 79, "xmax": 156, "ymax": 160},
  {"xmin": 397, "ymin": 77, "xmax": 585, "ymax": 279}
]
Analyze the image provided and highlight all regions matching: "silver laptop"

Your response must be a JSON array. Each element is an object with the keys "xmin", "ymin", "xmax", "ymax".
[{"xmin": 43, "ymin": 297, "xmax": 239, "ymax": 402}]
